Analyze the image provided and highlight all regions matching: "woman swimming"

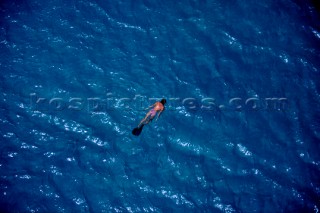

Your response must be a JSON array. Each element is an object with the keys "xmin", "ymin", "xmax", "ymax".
[{"xmin": 138, "ymin": 99, "xmax": 166, "ymax": 127}]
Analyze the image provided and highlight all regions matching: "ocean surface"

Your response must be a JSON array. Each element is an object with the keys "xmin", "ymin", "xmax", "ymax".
[{"xmin": 0, "ymin": 0, "xmax": 320, "ymax": 212}]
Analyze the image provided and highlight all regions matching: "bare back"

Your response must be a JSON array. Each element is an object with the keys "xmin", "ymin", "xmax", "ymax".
[{"xmin": 153, "ymin": 102, "xmax": 164, "ymax": 112}]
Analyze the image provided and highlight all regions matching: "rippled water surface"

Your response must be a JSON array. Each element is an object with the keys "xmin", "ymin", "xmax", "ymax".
[{"xmin": 0, "ymin": 0, "xmax": 320, "ymax": 212}]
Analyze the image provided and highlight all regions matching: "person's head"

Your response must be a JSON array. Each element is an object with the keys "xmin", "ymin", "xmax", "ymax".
[{"xmin": 160, "ymin": 99, "xmax": 166, "ymax": 105}]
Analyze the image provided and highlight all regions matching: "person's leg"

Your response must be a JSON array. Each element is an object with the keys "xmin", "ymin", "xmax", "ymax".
[
  {"xmin": 144, "ymin": 118, "xmax": 151, "ymax": 125},
  {"xmin": 144, "ymin": 114, "xmax": 155, "ymax": 125},
  {"xmin": 139, "ymin": 112, "xmax": 151, "ymax": 127}
]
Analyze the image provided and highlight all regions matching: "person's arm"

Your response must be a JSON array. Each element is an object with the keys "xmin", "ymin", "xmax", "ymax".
[
  {"xmin": 155, "ymin": 111, "xmax": 162, "ymax": 121},
  {"xmin": 145, "ymin": 103, "xmax": 155, "ymax": 110}
]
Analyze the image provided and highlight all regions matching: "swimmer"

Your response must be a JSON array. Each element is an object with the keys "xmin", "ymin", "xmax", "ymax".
[
  {"xmin": 132, "ymin": 99, "xmax": 166, "ymax": 136},
  {"xmin": 138, "ymin": 99, "xmax": 166, "ymax": 127}
]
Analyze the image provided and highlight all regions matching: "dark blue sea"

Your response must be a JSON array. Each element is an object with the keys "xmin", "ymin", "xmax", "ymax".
[{"xmin": 1, "ymin": 0, "xmax": 320, "ymax": 212}]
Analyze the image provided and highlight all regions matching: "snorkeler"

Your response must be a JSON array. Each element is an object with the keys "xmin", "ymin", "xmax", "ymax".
[
  {"xmin": 139, "ymin": 99, "xmax": 166, "ymax": 126},
  {"xmin": 132, "ymin": 99, "xmax": 167, "ymax": 136}
]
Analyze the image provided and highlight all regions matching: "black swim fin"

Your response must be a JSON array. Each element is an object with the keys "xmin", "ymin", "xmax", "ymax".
[{"xmin": 132, "ymin": 124, "xmax": 144, "ymax": 136}]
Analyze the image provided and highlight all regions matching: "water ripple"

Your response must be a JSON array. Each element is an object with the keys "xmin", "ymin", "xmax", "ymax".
[{"xmin": 1, "ymin": 0, "xmax": 319, "ymax": 212}]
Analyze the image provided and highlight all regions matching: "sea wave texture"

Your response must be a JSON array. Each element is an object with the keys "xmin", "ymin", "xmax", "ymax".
[{"xmin": 0, "ymin": 0, "xmax": 320, "ymax": 212}]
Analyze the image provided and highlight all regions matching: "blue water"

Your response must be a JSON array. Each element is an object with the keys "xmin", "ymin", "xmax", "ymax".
[{"xmin": 1, "ymin": 0, "xmax": 320, "ymax": 212}]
